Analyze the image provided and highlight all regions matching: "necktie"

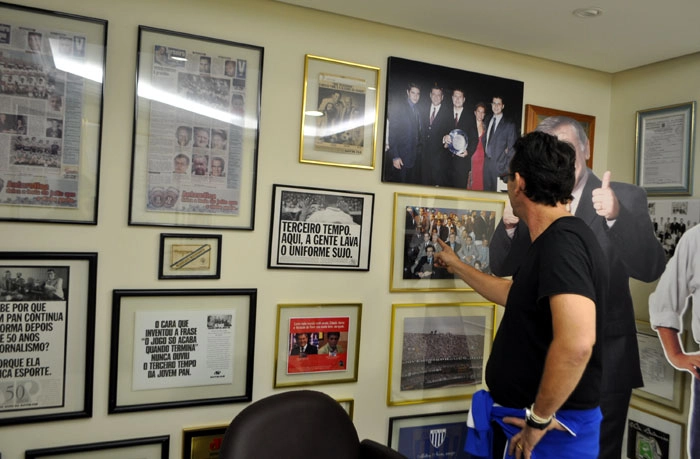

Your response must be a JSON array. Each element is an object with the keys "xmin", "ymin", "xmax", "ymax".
[
  {"xmin": 454, "ymin": 112, "xmax": 459, "ymax": 127},
  {"xmin": 487, "ymin": 119, "xmax": 497, "ymax": 145},
  {"xmin": 430, "ymin": 107, "xmax": 436, "ymax": 125}
]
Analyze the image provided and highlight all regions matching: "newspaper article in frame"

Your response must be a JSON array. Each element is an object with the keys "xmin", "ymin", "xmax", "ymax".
[
  {"xmin": 314, "ymin": 72, "xmax": 366, "ymax": 155},
  {"xmin": 0, "ymin": 25, "xmax": 86, "ymax": 209},
  {"xmin": 145, "ymin": 43, "xmax": 246, "ymax": 216}
]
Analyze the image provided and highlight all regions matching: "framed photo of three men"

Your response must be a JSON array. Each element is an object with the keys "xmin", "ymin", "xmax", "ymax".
[{"xmin": 382, "ymin": 56, "xmax": 524, "ymax": 192}]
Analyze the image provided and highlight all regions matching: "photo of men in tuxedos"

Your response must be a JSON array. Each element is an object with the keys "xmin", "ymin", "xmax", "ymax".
[
  {"xmin": 290, "ymin": 332, "xmax": 318, "ymax": 357},
  {"xmin": 387, "ymin": 82, "xmax": 422, "ymax": 184},
  {"xmin": 483, "ymin": 96, "xmax": 518, "ymax": 191}
]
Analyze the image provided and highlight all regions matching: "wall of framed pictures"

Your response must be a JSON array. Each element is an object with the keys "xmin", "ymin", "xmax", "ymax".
[{"xmin": 1, "ymin": 0, "xmax": 698, "ymax": 458}]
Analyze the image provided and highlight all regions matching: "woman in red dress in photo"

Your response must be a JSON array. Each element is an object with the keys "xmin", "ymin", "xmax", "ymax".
[{"xmin": 468, "ymin": 102, "xmax": 487, "ymax": 190}]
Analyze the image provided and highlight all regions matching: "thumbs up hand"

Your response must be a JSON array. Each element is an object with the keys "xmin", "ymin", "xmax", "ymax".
[{"xmin": 591, "ymin": 171, "xmax": 619, "ymax": 220}]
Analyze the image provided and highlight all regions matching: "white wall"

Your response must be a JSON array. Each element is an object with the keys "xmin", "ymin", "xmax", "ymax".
[{"xmin": 0, "ymin": 0, "xmax": 649, "ymax": 457}]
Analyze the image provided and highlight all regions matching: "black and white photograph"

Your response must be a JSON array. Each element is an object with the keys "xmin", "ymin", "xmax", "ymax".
[{"xmin": 382, "ymin": 56, "xmax": 524, "ymax": 191}]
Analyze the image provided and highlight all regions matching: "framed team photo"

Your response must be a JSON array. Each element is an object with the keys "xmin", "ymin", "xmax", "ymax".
[{"xmin": 267, "ymin": 184, "xmax": 374, "ymax": 271}]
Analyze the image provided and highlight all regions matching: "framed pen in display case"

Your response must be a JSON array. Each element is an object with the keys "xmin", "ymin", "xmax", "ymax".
[
  {"xmin": 26, "ymin": 436, "xmax": 169, "ymax": 459},
  {"xmin": 129, "ymin": 26, "xmax": 262, "ymax": 230},
  {"xmin": 0, "ymin": 252, "xmax": 97, "ymax": 426},
  {"xmin": 299, "ymin": 55, "xmax": 380, "ymax": 169},
  {"xmin": 0, "ymin": 3, "xmax": 106, "ymax": 224},
  {"xmin": 109, "ymin": 288, "xmax": 256, "ymax": 413},
  {"xmin": 158, "ymin": 233, "xmax": 222, "ymax": 279},
  {"xmin": 387, "ymin": 302, "xmax": 496, "ymax": 406}
]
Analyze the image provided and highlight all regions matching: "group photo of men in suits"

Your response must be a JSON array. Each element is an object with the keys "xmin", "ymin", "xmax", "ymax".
[{"xmin": 382, "ymin": 56, "xmax": 523, "ymax": 191}]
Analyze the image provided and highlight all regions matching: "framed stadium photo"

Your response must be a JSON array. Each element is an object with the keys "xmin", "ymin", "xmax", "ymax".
[
  {"xmin": 267, "ymin": 184, "xmax": 374, "ymax": 271},
  {"xmin": 387, "ymin": 302, "xmax": 496, "ymax": 406}
]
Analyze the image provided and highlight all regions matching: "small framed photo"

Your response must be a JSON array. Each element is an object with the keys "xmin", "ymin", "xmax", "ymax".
[
  {"xmin": 0, "ymin": 3, "xmax": 106, "ymax": 224},
  {"xmin": 391, "ymin": 192, "xmax": 504, "ymax": 291},
  {"xmin": 268, "ymin": 184, "xmax": 374, "ymax": 271},
  {"xmin": 0, "ymin": 252, "xmax": 97, "ymax": 427},
  {"xmin": 109, "ymin": 289, "xmax": 256, "ymax": 413},
  {"xmin": 25, "ymin": 436, "xmax": 169, "ymax": 459},
  {"xmin": 336, "ymin": 398, "xmax": 354, "ymax": 420},
  {"xmin": 388, "ymin": 410, "xmax": 469, "ymax": 458},
  {"xmin": 299, "ymin": 55, "xmax": 380, "ymax": 170},
  {"xmin": 182, "ymin": 424, "xmax": 227, "ymax": 459},
  {"xmin": 129, "ymin": 26, "xmax": 263, "ymax": 230},
  {"xmin": 632, "ymin": 320, "xmax": 685, "ymax": 411},
  {"xmin": 524, "ymin": 104, "xmax": 595, "ymax": 168},
  {"xmin": 622, "ymin": 406, "xmax": 684, "ymax": 459},
  {"xmin": 274, "ymin": 303, "xmax": 362, "ymax": 388},
  {"xmin": 635, "ymin": 102, "xmax": 696, "ymax": 196},
  {"xmin": 387, "ymin": 303, "xmax": 496, "ymax": 406},
  {"xmin": 158, "ymin": 233, "xmax": 222, "ymax": 279}
]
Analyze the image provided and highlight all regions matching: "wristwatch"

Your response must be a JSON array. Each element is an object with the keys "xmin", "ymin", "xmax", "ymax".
[{"xmin": 525, "ymin": 405, "xmax": 553, "ymax": 430}]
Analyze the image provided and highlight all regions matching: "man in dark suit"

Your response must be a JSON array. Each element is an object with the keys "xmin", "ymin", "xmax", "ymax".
[
  {"xmin": 489, "ymin": 116, "xmax": 666, "ymax": 459},
  {"xmin": 290, "ymin": 333, "xmax": 317, "ymax": 356},
  {"xmin": 421, "ymin": 85, "xmax": 453, "ymax": 186},
  {"xmin": 441, "ymin": 88, "xmax": 475, "ymax": 188},
  {"xmin": 483, "ymin": 96, "xmax": 518, "ymax": 191},
  {"xmin": 386, "ymin": 82, "xmax": 422, "ymax": 184}
]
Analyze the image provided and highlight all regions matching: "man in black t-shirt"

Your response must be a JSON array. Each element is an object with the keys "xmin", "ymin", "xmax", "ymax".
[{"xmin": 435, "ymin": 131, "xmax": 608, "ymax": 459}]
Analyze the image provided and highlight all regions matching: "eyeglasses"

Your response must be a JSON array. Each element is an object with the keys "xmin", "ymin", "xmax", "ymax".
[{"xmin": 499, "ymin": 172, "xmax": 515, "ymax": 184}]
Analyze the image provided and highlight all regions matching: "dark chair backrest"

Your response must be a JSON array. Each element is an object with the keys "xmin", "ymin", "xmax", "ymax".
[{"xmin": 219, "ymin": 390, "xmax": 361, "ymax": 459}]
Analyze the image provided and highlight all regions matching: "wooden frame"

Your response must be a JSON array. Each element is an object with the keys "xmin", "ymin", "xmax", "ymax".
[
  {"xmin": 158, "ymin": 233, "xmax": 222, "ymax": 279},
  {"xmin": 524, "ymin": 104, "xmax": 595, "ymax": 168},
  {"xmin": 387, "ymin": 302, "xmax": 496, "ymax": 406},
  {"xmin": 390, "ymin": 192, "xmax": 504, "ymax": 292},
  {"xmin": 26, "ymin": 436, "xmax": 169, "ymax": 459},
  {"xmin": 0, "ymin": 252, "xmax": 97, "ymax": 426},
  {"xmin": 129, "ymin": 26, "xmax": 263, "ymax": 229},
  {"xmin": 622, "ymin": 406, "xmax": 684, "ymax": 459},
  {"xmin": 635, "ymin": 101, "xmax": 696, "ymax": 196},
  {"xmin": 0, "ymin": 2, "xmax": 106, "ymax": 224},
  {"xmin": 388, "ymin": 410, "xmax": 469, "ymax": 457},
  {"xmin": 108, "ymin": 288, "xmax": 256, "ymax": 413},
  {"xmin": 268, "ymin": 184, "xmax": 374, "ymax": 271},
  {"xmin": 299, "ymin": 55, "xmax": 380, "ymax": 169},
  {"xmin": 274, "ymin": 303, "xmax": 362, "ymax": 388}
]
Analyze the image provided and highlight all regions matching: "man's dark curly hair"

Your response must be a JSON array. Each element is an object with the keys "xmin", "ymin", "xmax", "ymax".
[{"xmin": 508, "ymin": 131, "xmax": 576, "ymax": 206}]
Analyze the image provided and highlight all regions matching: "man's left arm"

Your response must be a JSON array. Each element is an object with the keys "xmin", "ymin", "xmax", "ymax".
[{"xmin": 505, "ymin": 293, "xmax": 596, "ymax": 454}]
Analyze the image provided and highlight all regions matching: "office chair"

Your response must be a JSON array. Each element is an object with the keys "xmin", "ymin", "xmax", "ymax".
[{"xmin": 219, "ymin": 390, "xmax": 407, "ymax": 459}]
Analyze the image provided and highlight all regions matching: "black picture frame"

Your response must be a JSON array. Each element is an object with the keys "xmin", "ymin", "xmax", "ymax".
[
  {"xmin": 0, "ymin": 3, "xmax": 107, "ymax": 224},
  {"xmin": 25, "ymin": 435, "xmax": 169, "ymax": 459},
  {"xmin": 381, "ymin": 56, "xmax": 524, "ymax": 192},
  {"xmin": 0, "ymin": 252, "xmax": 97, "ymax": 426},
  {"xmin": 108, "ymin": 288, "xmax": 256, "ymax": 413},
  {"xmin": 128, "ymin": 26, "xmax": 263, "ymax": 230},
  {"xmin": 158, "ymin": 233, "xmax": 222, "ymax": 279},
  {"xmin": 267, "ymin": 184, "xmax": 375, "ymax": 270}
]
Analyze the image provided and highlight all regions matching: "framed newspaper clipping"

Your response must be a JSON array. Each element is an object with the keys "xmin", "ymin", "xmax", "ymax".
[
  {"xmin": 0, "ymin": 252, "xmax": 97, "ymax": 426},
  {"xmin": 129, "ymin": 26, "xmax": 262, "ymax": 230},
  {"xmin": 267, "ymin": 184, "xmax": 374, "ymax": 271},
  {"xmin": 299, "ymin": 55, "xmax": 380, "ymax": 170},
  {"xmin": 26, "ymin": 436, "xmax": 169, "ymax": 459},
  {"xmin": 108, "ymin": 288, "xmax": 256, "ymax": 413},
  {"xmin": 0, "ymin": 3, "xmax": 106, "ymax": 224}
]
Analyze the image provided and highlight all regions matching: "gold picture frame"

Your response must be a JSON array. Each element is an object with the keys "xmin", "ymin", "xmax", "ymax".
[
  {"xmin": 387, "ymin": 302, "xmax": 496, "ymax": 406},
  {"xmin": 182, "ymin": 424, "xmax": 228, "ymax": 459},
  {"xmin": 299, "ymin": 55, "xmax": 380, "ymax": 169},
  {"xmin": 524, "ymin": 104, "xmax": 595, "ymax": 169},
  {"xmin": 274, "ymin": 303, "xmax": 362, "ymax": 388}
]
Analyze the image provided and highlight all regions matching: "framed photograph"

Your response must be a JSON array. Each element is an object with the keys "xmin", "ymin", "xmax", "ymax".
[
  {"xmin": 129, "ymin": 26, "xmax": 263, "ymax": 230},
  {"xmin": 299, "ymin": 55, "xmax": 380, "ymax": 170},
  {"xmin": 632, "ymin": 320, "xmax": 685, "ymax": 411},
  {"xmin": 158, "ymin": 233, "xmax": 222, "ymax": 279},
  {"xmin": 647, "ymin": 198, "xmax": 700, "ymax": 261},
  {"xmin": 622, "ymin": 407, "xmax": 684, "ymax": 459},
  {"xmin": 267, "ymin": 184, "xmax": 374, "ymax": 271},
  {"xmin": 635, "ymin": 101, "xmax": 696, "ymax": 196},
  {"xmin": 381, "ymin": 56, "xmax": 524, "ymax": 191},
  {"xmin": 183, "ymin": 424, "xmax": 227, "ymax": 459},
  {"xmin": 524, "ymin": 104, "xmax": 595, "ymax": 168},
  {"xmin": 387, "ymin": 303, "xmax": 496, "ymax": 406},
  {"xmin": 391, "ymin": 192, "xmax": 504, "ymax": 292},
  {"xmin": 26, "ymin": 435, "xmax": 169, "ymax": 459},
  {"xmin": 0, "ymin": 3, "xmax": 106, "ymax": 224},
  {"xmin": 388, "ymin": 410, "xmax": 470, "ymax": 459},
  {"xmin": 273, "ymin": 303, "xmax": 361, "ymax": 388},
  {"xmin": 108, "ymin": 288, "xmax": 256, "ymax": 413},
  {"xmin": 0, "ymin": 252, "xmax": 97, "ymax": 426}
]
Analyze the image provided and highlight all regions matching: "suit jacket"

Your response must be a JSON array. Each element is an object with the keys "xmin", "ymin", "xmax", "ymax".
[
  {"xmin": 388, "ymin": 98, "xmax": 422, "ymax": 169},
  {"xmin": 489, "ymin": 170, "xmax": 666, "ymax": 392},
  {"xmin": 448, "ymin": 109, "xmax": 476, "ymax": 188},
  {"xmin": 290, "ymin": 344, "xmax": 318, "ymax": 356},
  {"xmin": 483, "ymin": 116, "xmax": 518, "ymax": 191},
  {"xmin": 422, "ymin": 103, "xmax": 454, "ymax": 186}
]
